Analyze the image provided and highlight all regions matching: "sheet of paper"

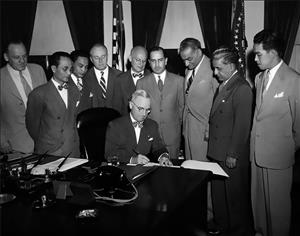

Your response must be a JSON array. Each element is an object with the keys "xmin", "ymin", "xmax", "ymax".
[
  {"xmin": 31, "ymin": 158, "xmax": 88, "ymax": 175},
  {"xmin": 180, "ymin": 160, "xmax": 229, "ymax": 177}
]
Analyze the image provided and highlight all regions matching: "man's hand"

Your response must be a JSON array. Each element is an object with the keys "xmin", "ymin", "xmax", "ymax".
[
  {"xmin": 159, "ymin": 156, "xmax": 173, "ymax": 166},
  {"xmin": 131, "ymin": 154, "xmax": 150, "ymax": 165},
  {"xmin": 225, "ymin": 156, "xmax": 237, "ymax": 169}
]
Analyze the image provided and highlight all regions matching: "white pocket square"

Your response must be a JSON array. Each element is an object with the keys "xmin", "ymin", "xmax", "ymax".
[
  {"xmin": 147, "ymin": 136, "xmax": 154, "ymax": 142},
  {"xmin": 76, "ymin": 101, "xmax": 80, "ymax": 107},
  {"xmin": 89, "ymin": 92, "xmax": 93, "ymax": 97},
  {"xmin": 274, "ymin": 92, "xmax": 284, "ymax": 98}
]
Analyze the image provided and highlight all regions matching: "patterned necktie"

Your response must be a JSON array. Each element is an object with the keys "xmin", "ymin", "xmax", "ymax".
[
  {"xmin": 19, "ymin": 71, "xmax": 32, "ymax": 96},
  {"xmin": 132, "ymin": 121, "xmax": 143, "ymax": 128},
  {"xmin": 77, "ymin": 77, "xmax": 83, "ymax": 91},
  {"xmin": 158, "ymin": 75, "xmax": 163, "ymax": 92},
  {"xmin": 186, "ymin": 69, "xmax": 194, "ymax": 94},
  {"xmin": 133, "ymin": 72, "xmax": 143, "ymax": 78},
  {"xmin": 58, "ymin": 82, "xmax": 68, "ymax": 91},
  {"xmin": 99, "ymin": 71, "xmax": 106, "ymax": 99}
]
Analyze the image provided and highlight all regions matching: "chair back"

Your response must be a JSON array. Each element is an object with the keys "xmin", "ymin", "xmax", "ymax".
[{"xmin": 76, "ymin": 107, "xmax": 121, "ymax": 163}]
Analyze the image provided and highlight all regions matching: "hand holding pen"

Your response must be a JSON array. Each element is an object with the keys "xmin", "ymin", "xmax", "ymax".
[{"xmin": 131, "ymin": 149, "xmax": 149, "ymax": 165}]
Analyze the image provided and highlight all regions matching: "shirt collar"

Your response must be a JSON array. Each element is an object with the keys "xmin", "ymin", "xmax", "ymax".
[
  {"xmin": 223, "ymin": 70, "xmax": 238, "ymax": 86},
  {"xmin": 154, "ymin": 70, "xmax": 166, "ymax": 82},
  {"xmin": 269, "ymin": 60, "xmax": 283, "ymax": 80}
]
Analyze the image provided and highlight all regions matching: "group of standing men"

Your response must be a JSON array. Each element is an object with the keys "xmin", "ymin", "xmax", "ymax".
[{"xmin": 0, "ymin": 29, "xmax": 299, "ymax": 236}]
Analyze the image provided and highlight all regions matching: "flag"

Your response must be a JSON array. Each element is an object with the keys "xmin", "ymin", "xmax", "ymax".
[
  {"xmin": 112, "ymin": 0, "xmax": 125, "ymax": 71},
  {"xmin": 231, "ymin": 0, "xmax": 247, "ymax": 77}
]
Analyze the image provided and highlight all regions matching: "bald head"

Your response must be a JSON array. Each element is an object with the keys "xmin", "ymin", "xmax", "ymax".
[{"xmin": 130, "ymin": 46, "xmax": 148, "ymax": 73}]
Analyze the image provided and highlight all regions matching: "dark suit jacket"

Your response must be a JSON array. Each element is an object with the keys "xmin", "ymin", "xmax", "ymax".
[
  {"xmin": 113, "ymin": 69, "xmax": 151, "ymax": 115},
  {"xmin": 26, "ymin": 79, "xmax": 81, "ymax": 157},
  {"xmin": 208, "ymin": 72, "xmax": 253, "ymax": 164},
  {"xmin": 105, "ymin": 115, "xmax": 168, "ymax": 163},
  {"xmin": 78, "ymin": 66, "xmax": 121, "ymax": 113}
]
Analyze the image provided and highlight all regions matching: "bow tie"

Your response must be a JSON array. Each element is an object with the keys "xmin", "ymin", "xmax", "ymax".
[
  {"xmin": 132, "ymin": 121, "xmax": 143, "ymax": 128},
  {"xmin": 132, "ymin": 72, "xmax": 143, "ymax": 78},
  {"xmin": 58, "ymin": 83, "xmax": 68, "ymax": 90}
]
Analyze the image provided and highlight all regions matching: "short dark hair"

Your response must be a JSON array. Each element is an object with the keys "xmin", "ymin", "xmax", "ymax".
[
  {"xmin": 70, "ymin": 50, "xmax": 89, "ymax": 62},
  {"xmin": 212, "ymin": 46, "xmax": 239, "ymax": 65},
  {"xmin": 253, "ymin": 29, "xmax": 284, "ymax": 58},
  {"xmin": 50, "ymin": 51, "xmax": 71, "ymax": 67},
  {"xmin": 179, "ymin": 38, "xmax": 201, "ymax": 52},
  {"xmin": 149, "ymin": 46, "xmax": 166, "ymax": 58}
]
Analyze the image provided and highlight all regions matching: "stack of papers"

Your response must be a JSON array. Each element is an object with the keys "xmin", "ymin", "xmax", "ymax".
[{"xmin": 31, "ymin": 158, "xmax": 88, "ymax": 175}]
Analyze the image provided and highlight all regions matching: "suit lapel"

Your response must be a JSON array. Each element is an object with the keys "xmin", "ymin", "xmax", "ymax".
[
  {"xmin": 210, "ymin": 73, "xmax": 240, "ymax": 117},
  {"xmin": 106, "ymin": 67, "xmax": 114, "ymax": 97},
  {"xmin": 49, "ymin": 81, "xmax": 67, "ymax": 110},
  {"xmin": 163, "ymin": 72, "xmax": 173, "ymax": 96},
  {"xmin": 4, "ymin": 67, "xmax": 24, "ymax": 101}
]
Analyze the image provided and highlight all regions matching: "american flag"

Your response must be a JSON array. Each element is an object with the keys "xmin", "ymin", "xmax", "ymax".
[
  {"xmin": 231, "ymin": 0, "xmax": 247, "ymax": 77},
  {"xmin": 112, "ymin": 0, "xmax": 125, "ymax": 71}
]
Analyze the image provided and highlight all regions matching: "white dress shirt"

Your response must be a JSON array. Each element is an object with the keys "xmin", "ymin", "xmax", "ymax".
[
  {"xmin": 51, "ymin": 78, "xmax": 68, "ymax": 108},
  {"xmin": 130, "ymin": 113, "xmax": 141, "ymax": 143}
]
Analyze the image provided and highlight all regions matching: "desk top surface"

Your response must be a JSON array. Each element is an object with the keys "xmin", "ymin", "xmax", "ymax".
[{"xmin": 1, "ymin": 164, "xmax": 210, "ymax": 236}]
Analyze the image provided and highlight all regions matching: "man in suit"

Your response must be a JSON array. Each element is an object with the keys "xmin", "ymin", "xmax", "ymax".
[
  {"xmin": 70, "ymin": 49, "xmax": 89, "ymax": 92},
  {"xmin": 0, "ymin": 40, "xmax": 47, "ymax": 154},
  {"xmin": 208, "ymin": 47, "xmax": 254, "ymax": 235},
  {"xmin": 78, "ymin": 43, "xmax": 122, "ymax": 113},
  {"xmin": 136, "ymin": 46, "xmax": 184, "ymax": 159},
  {"xmin": 113, "ymin": 46, "xmax": 150, "ymax": 115},
  {"xmin": 251, "ymin": 30, "xmax": 300, "ymax": 236},
  {"xmin": 179, "ymin": 38, "xmax": 219, "ymax": 161},
  {"xmin": 26, "ymin": 51, "xmax": 80, "ymax": 158},
  {"xmin": 105, "ymin": 89, "xmax": 172, "ymax": 166}
]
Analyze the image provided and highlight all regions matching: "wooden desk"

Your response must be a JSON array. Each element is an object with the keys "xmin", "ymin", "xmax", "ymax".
[{"xmin": 1, "ymin": 166, "xmax": 210, "ymax": 236}]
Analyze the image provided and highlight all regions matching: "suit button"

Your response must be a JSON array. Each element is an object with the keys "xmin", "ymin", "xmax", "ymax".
[
  {"xmin": 57, "ymin": 116, "xmax": 61, "ymax": 119},
  {"xmin": 19, "ymin": 102, "xmax": 23, "ymax": 105},
  {"xmin": 61, "ymin": 129, "xmax": 64, "ymax": 133},
  {"xmin": 160, "ymin": 109, "xmax": 163, "ymax": 112},
  {"xmin": 256, "ymin": 134, "xmax": 260, "ymax": 137},
  {"xmin": 219, "ymin": 110, "xmax": 223, "ymax": 113}
]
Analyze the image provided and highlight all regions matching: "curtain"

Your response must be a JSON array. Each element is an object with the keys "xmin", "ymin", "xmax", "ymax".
[
  {"xmin": 194, "ymin": 0, "xmax": 232, "ymax": 56},
  {"xmin": 264, "ymin": 0, "xmax": 300, "ymax": 64},
  {"xmin": 0, "ymin": 0, "xmax": 37, "ymax": 58},
  {"xmin": 131, "ymin": 0, "xmax": 168, "ymax": 50},
  {"xmin": 63, "ymin": 0, "xmax": 104, "ymax": 52}
]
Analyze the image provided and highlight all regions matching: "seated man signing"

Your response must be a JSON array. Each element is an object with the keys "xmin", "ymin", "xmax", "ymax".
[{"xmin": 105, "ymin": 89, "xmax": 172, "ymax": 166}]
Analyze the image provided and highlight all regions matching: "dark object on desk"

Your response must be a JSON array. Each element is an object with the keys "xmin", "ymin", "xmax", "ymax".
[
  {"xmin": 76, "ymin": 107, "xmax": 121, "ymax": 162},
  {"xmin": 119, "ymin": 164, "xmax": 158, "ymax": 183}
]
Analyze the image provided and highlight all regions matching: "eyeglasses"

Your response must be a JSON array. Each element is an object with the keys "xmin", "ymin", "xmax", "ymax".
[{"xmin": 131, "ymin": 101, "xmax": 151, "ymax": 114}]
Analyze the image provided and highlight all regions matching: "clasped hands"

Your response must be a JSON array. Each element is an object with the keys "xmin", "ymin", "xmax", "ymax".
[{"xmin": 130, "ymin": 153, "xmax": 173, "ymax": 166}]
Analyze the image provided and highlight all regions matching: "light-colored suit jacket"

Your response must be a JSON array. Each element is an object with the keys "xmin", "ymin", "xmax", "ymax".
[
  {"xmin": 183, "ymin": 55, "xmax": 219, "ymax": 160},
  {"xmin": 0, "ymin": 63, "xmax": 47, "ymax": 153},
  {"xmin": 250, "ymin": 62, "xmax": 300, "ymax": 169},
  {"xmin": 26, "ymin": 80, "xmax": 81, "ymax": 157},
  {"xmin": 136, "ymin": 71, "xmax": 184, "ymax": 158}
]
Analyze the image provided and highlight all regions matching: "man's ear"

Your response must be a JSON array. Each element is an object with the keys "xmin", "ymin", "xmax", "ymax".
[
  {"xmin": 165, "ymin": 58, "xmax": 168, "ymax": 66},
  {"xmin": 129, "ymin": 55, "xmax": 132, "ymax": 63},
  {"xmin": 269, "ymin": 49, "xmax": 278, "ymax": 57},
  {"xmin": 51, "ymin": 65, "xmax": 56, "ymax": 73},
  {"xmin": 129, "ymin": 101, "xmax": 133, "ymax": 109},
  {"xmin": 3, "ymin": 53, "xmax": 8, "ymax": 62}
]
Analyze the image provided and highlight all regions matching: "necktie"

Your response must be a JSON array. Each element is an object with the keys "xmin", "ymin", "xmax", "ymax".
[
  {"xmin": 58, "ymin": 82, "xmax": 68, "ymax": 91},
  {"xmin": 132, "ymin": 121, "xmax": 143, "ymax": 128},
  {"xmin": 19, "ymin": 71, "xmax": 31, "ymax": 97},
  {"xmin": 262, "ymin": 70, "xmax": 270, "ymax": 94},
  {"xmin": 158, "ymin": 76, "xmax": 163, "ymax": 92},
  {"xmin": 99, "ymin": 71, "xmax": 106, "ymax": 99},
  {"xmin": 133, "ymin": 72, "xmax": 143, "ymax": 78},
  {"xmin": 218, "ymin": 82, "xmax": 225, "ymax": 92},
  {"xmin": 77, "ymin": 78, "xmax": 83, "ymax": 91},
  {"xmin": 186, "ymin": 69, "xmax": 194, "ymax": 94}
]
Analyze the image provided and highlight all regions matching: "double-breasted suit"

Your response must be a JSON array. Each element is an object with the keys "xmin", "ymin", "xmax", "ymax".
[
  {"xmin": 26, "ymin": 79, "xmax": 81, "ymax": 157},
  {"xmin": 136, "ymin": 72, "xmax": 184, "ymax": 159},
  {"xmin": 0, "ymin": 63, "xmax": 47, "ymax": 153},
  {"xmin": 183, "ymin": 55, "xmax": 219, "ymax": 161},
  {"xmin": 208, "ymin": 73, "xmax": 254, "ymax": 235},
  {"xmin": 78, "ymin": 66, "xmax": 121, "ymax": 113},
  {"xmin": 113, "ymin": 69, "xmax": 151, "ymax": 115},
  {"xmin": 250, "ymin": 62, "xmax": 300, "ymax": 236},
  {"xmin": 105, "ymin": 115, "xmax": 168, "ymax": 163}
]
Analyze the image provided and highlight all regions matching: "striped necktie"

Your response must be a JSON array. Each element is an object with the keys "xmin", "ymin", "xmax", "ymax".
[
  {"xmin": 99, "ymin": 71, "xmax": 106, "ymax": 99},
  {"xmin": 186, "ymin": 69, "xmax": 194, "ymax": 94}
]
